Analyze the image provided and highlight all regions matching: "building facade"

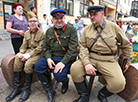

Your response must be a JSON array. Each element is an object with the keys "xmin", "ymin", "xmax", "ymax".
[{"xmin": 0, "ymin": 0, "xmax": 132, "ymax": 30}]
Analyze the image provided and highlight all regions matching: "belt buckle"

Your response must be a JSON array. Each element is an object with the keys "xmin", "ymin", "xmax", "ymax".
[{"xmin": 97, "ymin": 52, "xmax": 101, "ymax": 55}]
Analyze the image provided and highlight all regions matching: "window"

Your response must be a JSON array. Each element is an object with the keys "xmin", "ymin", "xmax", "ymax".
[
  {"xmin": 3, "ymin": 0, "xmax": 18, "ymax": 3},
  {"xmin": 128, "ymin": 0, "xmax": 130, "ymax": 6},
  {"xmin": 20, "ymin": 0, "xmax": 34, "ymax": 11},
  {"xmin": 124, "ymin": 0, "xmax": 126, "ymax": 4},
  {"xmin": 79, "ymin": 0, "xmax": 93, "ymax": 17},
  {"xmin": 51, "ymin": 0, "xmax": 73, "ymax": 15},
  {"xmin": 118, "ymin": 0, "xmax": 120, "ymax": 4}
]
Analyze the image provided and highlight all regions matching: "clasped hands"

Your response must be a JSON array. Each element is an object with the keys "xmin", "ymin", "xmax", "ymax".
[
  {"xmin": 16, "ymin": 53, "xmax": 31, "ymax": 62},
  {"xmin": 47, "ymin": 58, "xmax": 65, "ymax": 73}
]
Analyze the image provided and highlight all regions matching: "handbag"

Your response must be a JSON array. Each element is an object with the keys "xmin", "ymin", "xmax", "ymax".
[{"xmin": 118, "ymin": 54, "xmax": 127, "ymax": 72}]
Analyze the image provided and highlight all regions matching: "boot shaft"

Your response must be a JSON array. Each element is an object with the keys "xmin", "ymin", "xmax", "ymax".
[
  {"xmin": 38, "ymin": 73, "xmax": 52, "ymax": 91},
  {"xmin": 99, "ymin": 86, "xmax": 114, "ymax": 97},
  {"xmin": 74, "ymin": 80, "xmax": 89, "ymax": 96},
  {"xmin": 24, "ymin": 73, "xmax": 33, "ymax": 91},
  {"xmin": 13, "ymin": 72, "xmax": 22, "ymax": 89}
]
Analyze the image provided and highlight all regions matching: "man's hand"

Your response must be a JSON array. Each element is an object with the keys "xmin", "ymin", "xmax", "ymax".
[
  {"xmin": 85, "ymin": 64, "xmax": 97, "ymax": 75},
  {"xmin": 123, "ymin": 64, "xmax": 129, "ymax": 73},
  {"xmin": 47, "ymin": 58, "xmax": 55, "ymax": 69},
  {"xmin": 54, "ymin": 62, "xmax": 65, "ymax": 73},
  {"xmin": 20, "ymin": 56, "xmax": 27, "ymax": 62},
  {"xmin": 16, "ymin": 53, "xmax": 24, "ymax": 59}
]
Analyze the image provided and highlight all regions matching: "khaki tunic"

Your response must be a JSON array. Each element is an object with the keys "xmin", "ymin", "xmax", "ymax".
[
  {"xmin": 70, "ymin": 20, "xmax": 133, "ymax": 93},
  {"xmin": 14, "ymin": 28, "xmax": 45, "ymax": 73}
]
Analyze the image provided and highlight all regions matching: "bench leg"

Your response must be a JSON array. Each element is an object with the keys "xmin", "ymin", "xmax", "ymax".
[{"xmin": 88, "ymin": 76, "xmax": 95, "ymax": 95}]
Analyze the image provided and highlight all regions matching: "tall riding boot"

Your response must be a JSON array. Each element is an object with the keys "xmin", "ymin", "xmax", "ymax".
[
  {"xmin": 98, "ymin": 86, "xmax": 114, "ymax": 102},
  {"xmin": 38, "ymin": 73, "xmax": 55, "ymax": 102},
  {"xmin": 61, "ymin": 78, "xmax": 69, "ymax": 94},
  {"xmin": 6, "ymin": 72, "xmax": 22, "ymax": 101},
  {"xmin": 73, "ymin": 80, "xmax": 89, "ymax": 102},
  {"xmin": 19, "ymin": 73, "xmax": 33, "ymax": 102}
]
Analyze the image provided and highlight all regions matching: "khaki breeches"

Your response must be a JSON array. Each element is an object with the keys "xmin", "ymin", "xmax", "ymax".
[
  {"xmin": 14, "ymin": 54, "xmax": 42, "ymax": 73},
  {"xmin": 70, "ymin": 58, "xmax": 126, "ymax": 93}
]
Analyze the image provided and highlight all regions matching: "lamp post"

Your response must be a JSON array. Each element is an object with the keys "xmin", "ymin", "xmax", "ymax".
[
  {"xmin": 115, "ymin": 0, "xmax": 118, "ymax": 20},
  {"xmin": 99, "ymin": 0, "xmax": 101, "ymax": 5}
]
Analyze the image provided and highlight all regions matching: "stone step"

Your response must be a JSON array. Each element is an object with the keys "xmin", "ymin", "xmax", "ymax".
[{"xmin": 0, "ymin": 30, "xmax": 10, "ymax": 40}]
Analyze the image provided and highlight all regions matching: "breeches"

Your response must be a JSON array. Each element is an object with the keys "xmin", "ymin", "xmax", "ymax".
[
  {"xmin": 70, "ymin": 59, "xmax": 126, "ymax": 93},
  {"xmin": 14, "ymin": 55, "xmax": 42, "ymax": 73},
  {"xmin": 34, "ymin": 56, "xmax": 73, "ymax": 82}
]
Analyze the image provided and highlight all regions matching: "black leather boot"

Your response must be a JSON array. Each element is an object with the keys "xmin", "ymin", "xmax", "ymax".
[
  {"xmin": 38, "ymin": 73, "xmax": 55, "ymax": 102},
  {"xmin": 73, "ymin": 80, "xmax": 89, "ymax": 102},
  {"xmin": 6, "ymin": 72, "xmax": 22, "ymax": 101},
  {"xmin": 19, "ymin": 73, "xmax": 33, "ymax": 102},
  {"xmin": 61, "ymin": 78, "xmax": 69, "ymax": 94},
  {"xmin": 98, "ymin": 86, "xmax": 114, "ymax": 102}
]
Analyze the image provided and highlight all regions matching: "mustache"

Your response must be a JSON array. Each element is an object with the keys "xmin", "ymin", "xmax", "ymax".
[{"xmin": 91, "ymin": 18, "xmax": 95, "ymax": 21}]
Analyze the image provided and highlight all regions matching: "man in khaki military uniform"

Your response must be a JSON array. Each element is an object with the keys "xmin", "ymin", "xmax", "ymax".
[
  {"xmin": 6, "ymin": 16, "xmax": 45, "ymax": 102},
  {"xmin": 27, "ymin": 7, "xmax": 36, "ymax": 20},
  {"xmin": 70, "ymin": 5, "xmax": 133, "ymax": 102}
]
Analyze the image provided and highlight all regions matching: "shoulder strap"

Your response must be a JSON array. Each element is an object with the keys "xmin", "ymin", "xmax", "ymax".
[
  {"xmin": 98, "ymin": 31, "xmax": 113, "ymax": 53},
  {"xmin": 89, "ymin": 28, "xmax": 102, "ymax": 50},
  {"xmin": 54, "ymin": 29, "xmax": 67, "ymax": 52}
]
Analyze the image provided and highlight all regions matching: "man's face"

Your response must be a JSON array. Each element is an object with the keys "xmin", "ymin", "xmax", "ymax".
[
  {"xmin": 77, "ymin": 16, "xmax": 81, "ymax": 20},
  {"xmin": 52, "ymin": 16, "xmax": 65, "ymax": 28},
  {"xmin": 133, "ymin": 26, "xmax": 138, "ymax": 33},
  {"xmin": 89, "ymin": 11, "xmax": 104, "ymax": 26},
  {"xmin": 28, "ymin": 17, "xmax": 39, "ymax": 30},
  {"xmin": 32, "ymin": 8, "xmax": 37, "ymax": 13}
]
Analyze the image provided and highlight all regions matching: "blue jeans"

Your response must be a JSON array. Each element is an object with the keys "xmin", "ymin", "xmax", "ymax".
[{"xmin": 34, "ymin": 56, "xmax": 73, "ymax": 82}]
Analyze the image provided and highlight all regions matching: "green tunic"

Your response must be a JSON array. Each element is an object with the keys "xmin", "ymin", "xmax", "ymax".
[{"xmin": 42, "ymin": 24, "xmax": 79, "ymax": 65}]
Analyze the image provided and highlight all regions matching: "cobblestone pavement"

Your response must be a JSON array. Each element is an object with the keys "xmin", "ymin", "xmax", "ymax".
[{"xmin": 0, "ymin": 33, "xmax": 138, "ymax": 102}]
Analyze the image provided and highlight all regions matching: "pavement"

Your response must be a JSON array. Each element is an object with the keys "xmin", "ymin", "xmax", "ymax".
[{"xmin": 0, "ymin": 30, "xmax": 138, "ymax": 102}]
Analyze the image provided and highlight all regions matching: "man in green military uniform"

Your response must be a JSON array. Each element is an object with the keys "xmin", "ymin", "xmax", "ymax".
[
  {"xmin": 6, "ymin": 16, "xmax": 45, "ymax": 102},
  {"xmin": 70, "ymin": 5, "xmax": 133, "ymax": 102},
  {"xmin": 34, "ymin": 9, "xmax": 79, "ymax": 102}
]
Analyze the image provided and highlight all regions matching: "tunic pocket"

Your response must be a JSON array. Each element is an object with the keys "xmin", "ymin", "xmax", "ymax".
[
  {"xmin": 103, "ymin": 34, "xmax": 116, "ymax": 47},
  {"xmin": 60, "ymin": 36, "xmax": 69, "ymax": 46},
  {"xmin": 86, "ymin": 36, "xmax": 95, "ymax": 48},
  {"xmin": 48, "ymin": 36, "xmax": 54, "ymax": 47}
]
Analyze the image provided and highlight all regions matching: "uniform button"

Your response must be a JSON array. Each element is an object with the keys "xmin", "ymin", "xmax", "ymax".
[
  {"xmin": 64, "ymin": 37, "xmax": 66, "ymax": 38},
  {"xmin": 56, "ymin": 41, "xmax": 58, "ymax": 43}
]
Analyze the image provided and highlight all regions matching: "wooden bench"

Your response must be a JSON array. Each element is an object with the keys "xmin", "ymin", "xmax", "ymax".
[
  {"xmin": 1, "ymin": 54, "xmax": 102, "ymax": 95},
  {"xmin": 1, "ymin": 54, "xmax": 38, "ymax": 88},
  {"xmin": 98, "ymin": 63, "xmax": 138, "ymax": 101}
]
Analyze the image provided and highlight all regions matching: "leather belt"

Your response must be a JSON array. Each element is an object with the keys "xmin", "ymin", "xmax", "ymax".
[{"xmin": 89, "ymin": 50, "xmax": 116, "ymax": 56}]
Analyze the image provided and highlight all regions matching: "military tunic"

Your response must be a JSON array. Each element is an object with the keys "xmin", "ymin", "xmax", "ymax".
[
  {"xmin": 35, "ymin": 24, "xmax": 79, "ymax": 82},
  {"xmin": 43, "ymin": 24, "xmax": 79, "ymax": 65},
  {"xmin": 70, "ymin": 20, "xmax": 133, "ymax": 93},
  {"xmin": 14, "ymin": 27, "xmax": 45, "ymax": 73}
]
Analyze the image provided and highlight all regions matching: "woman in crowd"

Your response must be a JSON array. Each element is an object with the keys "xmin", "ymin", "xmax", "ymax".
[
  {"xmin": 41, "ymin": 14, "xmax": 49, "ymax": 33},
  {"xmin": 6, "ymin": 3, "xmax": 28, "ymax": 54}
]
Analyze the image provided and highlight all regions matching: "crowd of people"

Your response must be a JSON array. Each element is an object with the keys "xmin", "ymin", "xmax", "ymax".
[{"xmin": 5, "ymin": 3, "xmax": 134, "ymax": 102}]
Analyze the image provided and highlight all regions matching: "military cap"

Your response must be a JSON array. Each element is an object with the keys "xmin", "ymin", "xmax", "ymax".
[
  {"xmin": 87, "ymin": 5, "xmax": 105, "ymax": 13},
  {"xmin": 51, "ymin": 9, "xmax": 66, "ymax": 17}
]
